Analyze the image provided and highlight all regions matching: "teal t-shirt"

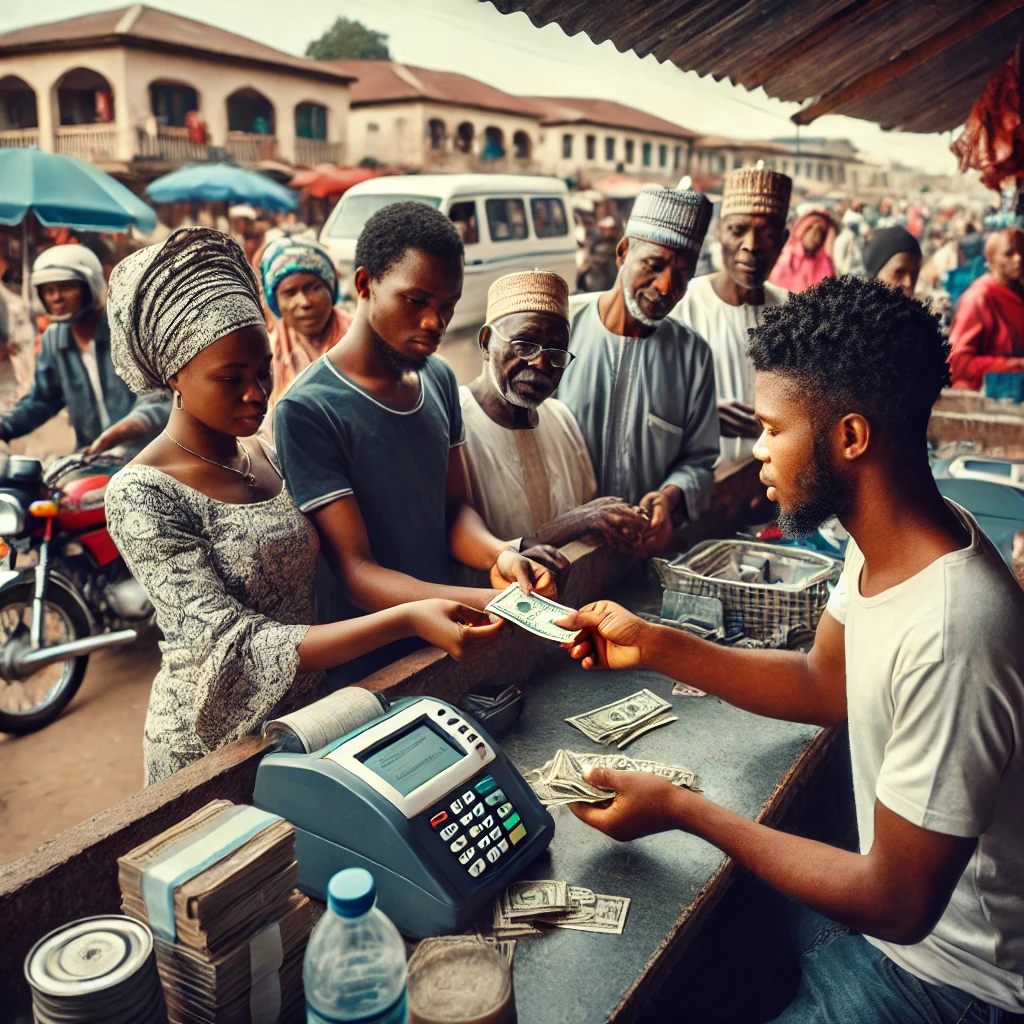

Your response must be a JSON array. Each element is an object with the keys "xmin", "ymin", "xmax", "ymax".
[{"xmin": 274, "ymin": 353, "xmax": 466, "ymax": 685}]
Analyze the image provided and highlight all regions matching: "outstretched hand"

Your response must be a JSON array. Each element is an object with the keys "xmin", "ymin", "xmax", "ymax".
[
  {"xmin": 569, "ymin": 766, "xmax": 690, "ymax": 841},
  {"xmin": 407, "ymin": 600, "xmax": 503, "ymax": 661},
  {"xmin": 554, "ymin": 600, "xmax": 650, "ymax": 670},
  {"xmin": 491, "ymin": 548, "xmax": 558, "ymax": 597}
]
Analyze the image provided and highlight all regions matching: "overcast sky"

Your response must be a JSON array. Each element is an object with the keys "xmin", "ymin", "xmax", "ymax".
[{"xmin": 2, "ymin": 0, "xmax": 964, "ymax": 174}]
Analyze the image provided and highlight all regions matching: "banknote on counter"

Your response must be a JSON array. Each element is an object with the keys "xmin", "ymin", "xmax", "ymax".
[
  {"xmin": 492, "ymin": 881, "xmax": 629, "ymax": 937},
  {"xmin": 672, "ymin": 681, "xmax": 708, "ymax": 698},
  {"xmin": 565, "ymin": 688, "xmax": 677, "ymax": 749},
  {"xmin": 525, "ymin": 748, "xmax": 699, "ymax": 807},
  {"xmin": 485, "ymin": 583, "xmax": 580, "ymax": 643}
]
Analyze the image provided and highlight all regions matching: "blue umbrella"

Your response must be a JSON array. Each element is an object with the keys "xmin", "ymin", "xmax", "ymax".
[
  {"xmin": 146, "ymin": 163, "xmax": 297, "ymax": 212},
  {"xmin": 0, "ymin": 147, "xmax": 156, "ymax": 233}
]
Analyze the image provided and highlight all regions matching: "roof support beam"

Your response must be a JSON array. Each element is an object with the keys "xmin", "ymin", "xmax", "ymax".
[{"xmin": 791, "ymin": 0, "xmax": 1024, "ymax": 125}]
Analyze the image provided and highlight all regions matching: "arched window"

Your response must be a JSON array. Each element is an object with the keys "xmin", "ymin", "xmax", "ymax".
[
  {"xmin": 149, "ymin": 81, "xmax": 199, "ymax": 128},
  {"xmin": 0, "ymin": 75, "xmax": 38, "ymax": 131},
  {"xmin": 296, "ymin": 102, "xmax": 328, "ymax": 140},
  {"xmin": 227, "ymin": 88, "xmax": 275, "ymax": 134},
  {"xmin": 56, "ymin": 67, "xmax": 114, "ymax": 125},
  {"xmin": 512, "ymin": 130, "xmax": 531, "ymax": 160},
  {"xmin": 482, "ymin": 126, "xmax": 505, "ymax": 161},
  {"xmin": 428, "ymin": 118, "xmax": 446, "ymax": 151},
  {"xmin": 454, "ymin": 121, "xmax": 474, "ymax": 154}
]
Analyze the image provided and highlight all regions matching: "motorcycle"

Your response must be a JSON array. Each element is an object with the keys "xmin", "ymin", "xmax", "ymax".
[{"xmin": 0, "ymin": 450, "xmax": 155, "ymax": 734}]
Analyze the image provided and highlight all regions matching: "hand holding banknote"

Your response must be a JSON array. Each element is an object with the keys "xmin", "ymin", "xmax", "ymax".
[
  {"xmin": 556, "ymin": 600, "xmax": 651, "ymax": 671},
  {"xmin": 569, "ymin": 765, "xmax": 698, "ymax": 842}
]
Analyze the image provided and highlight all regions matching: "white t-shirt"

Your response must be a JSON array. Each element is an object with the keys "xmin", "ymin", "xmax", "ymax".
[
  {"xmin": 672, "ymin": 275, "xmax": 788, "ymax": 464},
  {"xmin": 826, "ymin": 502, "xmax": 1024, "ymax": 1010},
  {"xmin": 459, "ymin": 387, "xmax": 597, "ymax": 543},
  {"xmin": 79, "ymin": 339, "xmax": 111, "ymax": 430}
]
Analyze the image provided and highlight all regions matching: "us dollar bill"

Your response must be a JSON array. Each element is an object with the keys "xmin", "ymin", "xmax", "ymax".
[
  {"xmin": 485, "ymin": 583, "xmax": 580, "ymax": 643},
  {"xmin": 492, "ymin": 883, "xmax": 630, "ymax": 936},
  {"xmin": 502, "ymin": 880, "xmax": 570, "ymax": 918},
  {"xmin": 565, "ymin": 688, "xmax": 675, "ymax": 748}
]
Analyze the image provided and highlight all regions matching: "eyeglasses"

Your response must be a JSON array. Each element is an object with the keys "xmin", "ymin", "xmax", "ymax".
[{"xmin": 488, "ymin": 324, "xmax": 576, "ymax": 368}]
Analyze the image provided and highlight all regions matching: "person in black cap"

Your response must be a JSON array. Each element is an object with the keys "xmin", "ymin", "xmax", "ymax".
[{"xmin": 865, "ymin": 226, "xmax": 922, "ymax": 298}]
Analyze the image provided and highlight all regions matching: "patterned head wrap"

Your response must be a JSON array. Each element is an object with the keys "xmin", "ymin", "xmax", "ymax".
[
  {"xmin": 626, "ymin": 185, "xmax": 713, "ymax": 255},
  {"xmin": 259, "ymin": 237, "xmax": 339, "ymax": 318},
  {"xmin": 108, "ymin": 228, "xmax": 266, "ymax": 394}
]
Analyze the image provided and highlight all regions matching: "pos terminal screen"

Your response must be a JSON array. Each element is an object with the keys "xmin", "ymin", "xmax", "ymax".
[{"xmin": 358, "ymin": 721, "xmax": 464, "ymax": 797}]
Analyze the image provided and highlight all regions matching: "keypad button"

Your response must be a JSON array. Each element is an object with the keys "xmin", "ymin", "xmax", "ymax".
[
  {"xmin": 450, "ymin": 835, "xmax": 468, "ymax": 852},
  {"xmin": 440, "ymin": 823, "xmax": 459, "ymax": 841},
  {"xmin": 457, "ymin": 725, "xmax": 468, "ymax": 734},
  {"xmin": 509, "ymin": 823, "xmax": 527, "ymax": 845},
  {"xmin": 469, "ymin": 823, "xmax": 484, "ymax": 838},
  {"xmin": 496, "ymin": 802, "xmax": 513, "ymax": 818},
  {"xmin": 447, "ymin": 717, "xmax": 459, "ymax": 726},
  {"xmin": 462, "ymin": 791, "xmax": 476, "ymax": 805},
  {"xmin": 460, "ymin": 812, "xmax": 474, "ymax": 827},
  {"xmin": 449, "ymin": 797, "xmax": 463, "ymax": 814},
  {"xmin": 484, "ymin": 789, "xmax": 506, "ymax": 807},
  {"xmin": 468, "ymin": 858, "xmax": 486, "ymax": 877},
  {"xmin": 437, "ymin": 708, "xmax": 446, "ymax": 716},
  {"xmin": 482, "ymin": 815, "xmax": 494, "ymax": 829},
  {"xmin": 473, "ymin": 803, "xmax": 485, "ymax": 818},
  {"xmin": 489, "ymin": 826, "xmax": 502, "ymax": 841},
  {"xmin": 503, "ymin": 812, "xmax": 521, "ymax": 831},
  {"xmin": 477, "ymin": 834, "xmax": 491, "ymax": 850},
  {"xmin": 498, "ymin": 839, "xmax": 509, "ymax": 854},
  {"xmin": 430, "ymin": 811, "xmax": 448, "ymax": 828},
  {"xmin": 458, "ymin": 846, "xmax": 476, "ymax": 865},
  {"xmin": 467, "ymin": 733, "xmax": 478, "ymax": 742},
  {"xmin": 475, "ymin": 776, "xmax": 497, "ymax": 795},
  {"xmin": 486, "ymin": 847, "xmax": 502, "ymax": 863}
]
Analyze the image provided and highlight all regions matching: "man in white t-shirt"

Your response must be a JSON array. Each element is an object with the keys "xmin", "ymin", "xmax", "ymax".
[
  {"xmin": 556, "ymin": 276, "xmax": 1024, "ymax": 1022},
  {"xmin": 461, "ymin": 270, "xmax": 647, "ymax": 557},
  {"xmin": 673, "ymin": 165, "xmax": 791, "ymax": 462}
]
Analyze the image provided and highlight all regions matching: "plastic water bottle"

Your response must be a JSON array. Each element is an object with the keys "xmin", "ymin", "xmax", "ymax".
[{"xmin": 304, "ymin": 867, "xmax": 408, "ymax": 1024}]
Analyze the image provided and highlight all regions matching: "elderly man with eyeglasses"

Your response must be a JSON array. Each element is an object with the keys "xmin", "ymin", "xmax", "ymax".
[{"xmin": 460, "ymin": 270, "xmax": 648, "ymax": 556}]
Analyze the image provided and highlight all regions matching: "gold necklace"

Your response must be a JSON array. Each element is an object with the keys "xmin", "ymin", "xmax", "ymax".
[{"xmin": 163, "ymin": 431, "xmax": 256, "ymax": 488}]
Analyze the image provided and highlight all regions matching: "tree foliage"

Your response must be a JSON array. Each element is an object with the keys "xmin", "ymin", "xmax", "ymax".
[{"xmin": 306, "ymin": 17, "xmax": 390, "ymax": 61}]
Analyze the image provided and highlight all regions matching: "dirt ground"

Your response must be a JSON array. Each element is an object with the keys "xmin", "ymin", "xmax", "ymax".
[{"xmin": 0, "ymin": 331, "xmax": 484, "ymax": 866}]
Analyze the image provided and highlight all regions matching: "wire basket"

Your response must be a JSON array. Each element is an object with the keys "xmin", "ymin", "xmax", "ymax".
[{"xmin": 653, "ymin": 540, "xmax": 843, "ymax": 641}]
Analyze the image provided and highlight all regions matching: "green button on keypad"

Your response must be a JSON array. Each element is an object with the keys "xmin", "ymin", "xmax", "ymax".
[
  {"xmin": 503, "ymin": 811, "xmax": 521, "ymax": 831},
  {"xmin": 475, "ymin": 776, "xmax": 497, "ymax": 795}
]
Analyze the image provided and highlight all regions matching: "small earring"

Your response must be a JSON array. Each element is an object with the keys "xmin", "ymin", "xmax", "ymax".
[{"xmin": 174, "ymin": 392, "xmax": 183, "ymax": 409}]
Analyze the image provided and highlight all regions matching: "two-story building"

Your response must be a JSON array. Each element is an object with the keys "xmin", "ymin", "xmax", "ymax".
[
  {"xmin": 332, "ymin": 60, "xmax": 541, "ymax": 174},
  {"xmin": 0, "ymin": 5, "xmax": 353, "ymax": 171},
  {"xmin": 528, "ymin": 97, "xmax": 697, "ymax": 186}
]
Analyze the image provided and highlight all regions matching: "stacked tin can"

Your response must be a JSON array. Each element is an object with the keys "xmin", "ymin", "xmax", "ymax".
[{"xmin": 24, "ymin": 915, "xmax": 167, "ymax": 1024}]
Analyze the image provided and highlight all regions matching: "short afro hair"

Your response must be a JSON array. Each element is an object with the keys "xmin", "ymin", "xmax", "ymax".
[
  {"xmin": 748, "ymin": 276, "xmax": 950, "ymax": 441},
  {"xmin": 355, "ymin": 201, "xmax": 463, "ymax": 280}
]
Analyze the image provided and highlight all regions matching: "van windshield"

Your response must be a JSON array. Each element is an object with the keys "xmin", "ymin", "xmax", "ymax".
[{"xmin": 325, "ymin": 194, "xmax": 442, "ymax": 239}]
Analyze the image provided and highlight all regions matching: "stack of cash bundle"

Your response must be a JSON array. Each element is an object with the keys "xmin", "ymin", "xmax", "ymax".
[
  {"xmin": 565, "ymin": 688, "xmax": 677, "ymax": 749},
  {"xmin": 524, "ymin": 748, "xmax": 698, "ymax": 808},
  {"xmin": 118, "ymin": 800, "xmax": 312, "ymax": 1024},
  {"xmin": 492, "ymin": 880, "xmax": 630, "ymax": 937}
]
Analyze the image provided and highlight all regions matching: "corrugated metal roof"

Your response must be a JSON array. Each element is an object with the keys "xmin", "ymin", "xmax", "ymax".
[{"xmin": 480, "ymin": 0, "xmax": 1024, "ymax": 132}]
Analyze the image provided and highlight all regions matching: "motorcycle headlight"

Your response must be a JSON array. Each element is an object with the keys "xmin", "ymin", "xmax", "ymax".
[{"xmin": 0, "ymin": 494, "xmax": 26, "ymax": 537}]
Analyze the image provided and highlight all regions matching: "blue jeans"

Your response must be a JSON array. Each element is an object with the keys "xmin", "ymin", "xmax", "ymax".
[{"xmin": 771, "ymin": 925, "xmax": 1008, "ymax": 1024}]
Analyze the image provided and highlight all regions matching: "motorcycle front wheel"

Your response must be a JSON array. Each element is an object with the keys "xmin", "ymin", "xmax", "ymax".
[{"xmin": 0, "ymin": 579, "xmax": 91, "ymax": 735}]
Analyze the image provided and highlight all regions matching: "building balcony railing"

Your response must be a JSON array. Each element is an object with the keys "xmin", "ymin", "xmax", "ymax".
[
  {"xmin": 0, "ymin": 128, "xmax": 40, "ymax": 149},
  {"xmin": 136, "ymin": 125, "xmax": 212, "ymax": 163},
  {"xmin": 224, "ymin": 132, "xmax": 278, "ymax": 164},
  {"xmin": 295, "ymin": 138, "xmax": 344, "ymax": 166},
  {"xmin": 55, "ymin": 123, "xmax": 118, "ymax": 161}
]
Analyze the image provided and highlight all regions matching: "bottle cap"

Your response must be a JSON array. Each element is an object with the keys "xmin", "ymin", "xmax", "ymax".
[{"xmin": 327, "ymin": 868, "xmax": 376, "ymax": 918}]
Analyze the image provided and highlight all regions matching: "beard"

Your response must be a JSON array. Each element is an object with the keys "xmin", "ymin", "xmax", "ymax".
[
  {"xmin": 777, "ymin": 432, "xmax": 851, "ymax": 538},
  {"xmin": 622, "ymin": 277, "xmax": 663, "ymax": 328},
  {"xmin": 373, "ymin": 332, "xmax": 428, "ymax": 376},
  {"xmin": 488, "ymin": 358, "xmax": 550, "ymax": 410}
]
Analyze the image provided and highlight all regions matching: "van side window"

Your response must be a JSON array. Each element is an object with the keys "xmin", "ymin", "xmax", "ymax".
[
  {"xmin": 449, "ymin": 200, "xmax": 479, "ymax": 245},
  {"xmin": 485, "ymin": 198, "xmax": 528, "ymax": 242},
  {"xmin": 530, "ymin": 198, "xmax": 568, "ymax": 238}
]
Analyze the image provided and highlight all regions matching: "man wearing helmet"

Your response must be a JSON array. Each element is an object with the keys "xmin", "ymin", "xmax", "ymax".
[{"xmin": 0, "ymin": 245, "xmax": 169, "ymax": 454}]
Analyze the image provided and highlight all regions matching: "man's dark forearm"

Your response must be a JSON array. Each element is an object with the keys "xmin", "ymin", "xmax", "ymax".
[{"xmin": 642, "ymin": 622, "xmax": 844, "ymax": 726}]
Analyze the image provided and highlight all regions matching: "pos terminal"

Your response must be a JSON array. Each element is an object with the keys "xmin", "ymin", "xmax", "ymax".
[{"xmin": 254, "ymin": 696, "xmax": 555, "ymax": 937}]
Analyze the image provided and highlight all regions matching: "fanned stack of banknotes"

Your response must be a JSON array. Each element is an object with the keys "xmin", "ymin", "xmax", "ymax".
[
  {"xmin": 565, "ymin": 688, "xmax": 678, "ymax": 749},
  {"xmin": 525, "ymin": 748, "xmax": 699, "ymax": 808},
  {"xmin": 492, "ymin": 880, "xmax": 630, "ymax": 937}
]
